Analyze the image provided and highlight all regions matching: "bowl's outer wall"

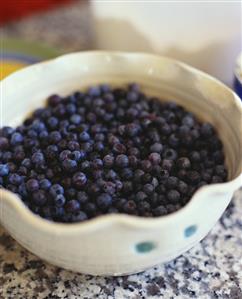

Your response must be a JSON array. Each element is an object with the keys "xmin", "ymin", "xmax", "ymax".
[
  {"xmin": 1, "ymin": 52, "xmax": 242, "ymax": 275},
  {"xmin": 0, "ymin": 188, "xmax": 233, "ymax": 275}
]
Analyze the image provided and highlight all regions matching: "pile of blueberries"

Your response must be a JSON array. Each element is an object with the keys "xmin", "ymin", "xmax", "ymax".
[{"xmin": 0, "ymin": 83, "xmax": 227, "ymax": 223}]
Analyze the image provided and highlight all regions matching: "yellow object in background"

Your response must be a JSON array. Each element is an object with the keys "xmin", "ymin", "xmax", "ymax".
[{"xmin": 1, "ymin": 61, "xmax": 27, "ymax": 80}]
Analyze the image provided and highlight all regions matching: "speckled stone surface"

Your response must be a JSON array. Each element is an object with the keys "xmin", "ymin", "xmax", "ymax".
[{"xmin": 1, "ymin": 2, "xmax": 242, "ymax": 298}]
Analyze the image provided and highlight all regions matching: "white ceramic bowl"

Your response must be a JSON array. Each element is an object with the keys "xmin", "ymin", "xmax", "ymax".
[{"xmin": 0, "ymin": 52, "xmax": 241, "ymax": 276}]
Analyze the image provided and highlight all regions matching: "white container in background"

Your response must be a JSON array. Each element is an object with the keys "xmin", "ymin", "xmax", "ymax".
[{"xmin": 91, "ymin": 1, "xmax": 241, "ymax": 85}]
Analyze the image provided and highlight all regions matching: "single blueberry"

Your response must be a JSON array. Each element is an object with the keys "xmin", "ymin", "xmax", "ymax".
[
  {"xmin": 88, "ymin": 86, "xmax": 101, "ymax": 97},
  {"xmin": 39, "ymin": 179, "xmax": 52, "ymax": 190},
  {"xmin": 149, "ymin": 153, "xmax": 161, "ymax": 165},
  {"xmin": 72, "ymin": 150, "xmax": 86, "ymax": 161},
  {"xmin": 7, "ymin": 162, "xmax": 16, "ymax": 172},
  {"xmin": 49, "ymin": 131, "xmax": 62, "ymax": 143},
  {"xmin": 26, "ymin": 179, "xmax": 39, "ymax": 192},
  {"xmin": 47, "ymin": 94, "xmax": 62, "ymax": 106},
  {"xmin": 125, "ymin": 123, "xmax": 141, "ymax": 137},
  {"xmin": 66, "ymin": 103, "xmax": 77, "ymax": 115},
  {"xmin": 84, "ymin": 202, "xmax": 97, "ymax": 216},
  {"xmin": 27, "ymin": 129, "xmax": 38, "ymax": 138},
  {"xmin": 122, "ymin": 181, "xmax": 133, "ymax": 194},
  {"xmin": 211, "ymin": 175, "xmax": 223, "ymax": 183},
  {"xmin": 163, "ymin": 149, "xmax": 177, "ymax": 160},
  {"xmin": 190, "ymin": 151, "xmax": 201, "ymax": 162},
  {"xmin": 113, "ymin": 143, "xmax": 126, "ymax": 154},
  {"xmin": 141, "ymin": 160, "xmax": 152, "ymax": 172},
  {"xmin": 123, "ymin": 200, "xmax": 137, "ymax": 214},
  {"xmin": 96, "ymin": 193, "xmax": 112, "ymax": 210},
  {"xmin": 70, "ymin": 114, "xmax": 82, "ymax": 125},
  {"xmin": 178, "ymin": 181, "xmax": 188, "ymax": 194},
  {"xmin": 53, "ymin": 194, "xmax": 66, "ymax": 207},
  {"xmin": 94, "ymin": 142, "xmax": 104, "ymax": 152},
  {"xmin": 2, "ymin": 151, "xmax": 12, "ymax": 162},
  {"xmin": 136, "ymin": 191, "xmax": 147, "ymax": 201},
  {"xmin": 168, "ymin": 134, "xmax": 179, "ymax": 148},
  {"xmin": 161, "ymin": 159, "xmax": 174, "ymax": 172},
  {"xmin": 154, "ymin": 205, "xmax": 168, "ymax": 216},
  {"xmin": 127, "ymin": 91, "xmax": 138, "ymax": 102},
  {"xmin": 134, "ymin": 169, "xmax": 145, "ymax": 183},
  {"xmin": 92, "ymin": 170, "xmax": 103, "ymax": 180},
  {"xmin": 177, "ymin": 157, "xmax": 191, "ymax": 169},
  {"xmin": 64, "ymin": 187, "xmax": 76, "ymax": 199},
  {"xmin": 138, "ymin": 201, "xmax": 151, "ymax": 213},
  {"xmin": 8, "ymin": 173, "xmax": 22, "ymax": 186},
  {"xmin": 72, "ymin": 172, "xmax": 87, "ymax": 189},
  {"xmin": 160, "ymin": 124, "xmax": 171, "ymax": 136},
  {"xmin": 128, "ymin": 155, "xmax": 138, "ymax": 168},
  {"xmin": 81, "ymin": 142, "xmax": 93, "ymax": 153},
  {"xmin": 50, "ymin": 184, "xmax": 64, "ymax": 196},
  {"xmin": 66, "ymin": 200, "xmax": 81, "ymax": 213},
  {"xmin": 0, "ymin": 164, "xmax": 9, "ymax": 176},
  {"xmin": 18, "ymin": 166, "xmax": 27, "ymax": 175},
  {"xmin": 41, "ymin": 206, "xmax": 52, "ymax": 219},
  {"xmin": 32, "ymin": 190, "xmax": 47, "ymax": 206},
  {"xmin": 167, "ymin": 190, "xmax": 181, "ymax": 203},
  {"xmin": 77, "ymin": 191, "xmax": 89, "ymax": 205},
  {"xmin": 150, "ymin": 143, "xmax": 163, "ymax": 153},
  {"xmin": 187, "ymin": 171, "xmax": 201, "ymax": 184},
  {"xmin": 120, "ymin": 168, "xmax": 133, "ymax": 180},
  {"xmin": 62, "ymin": 159, "xmax": 77, "ymax": 172},
  {"xmin": 166, "ymin": 176, "xmax": 179, "ymax": 189},
  {"xmin": 13, "ymin": 150, "xmax": 25, "ymax": 162},
  {"xmin": 31, "ymin": 120, "xmax": 46, "ymax": 132},
  {"xmin": 182, "ymin": 115, "xmax": 195, "ymax": 127},
  {"xmin": 47, "ymin": 117, "xmax": 59, "ymax": 129},
  {"xmin": 215, "ymin": 165, "xmax": 227, "ymax": 179},
  {"xmin": 143, "ymin": 184, "xmax": 154, "ymax": 195},
  {"xmin": 18, "ymin": 183, "xmax": 27, "ymax": 197},
  {"xmin": 10, "ymin": 133, "xmax": 23, "ymax": 145},
  {"xmin": 31, "ymin": 152, "xmax": 45, "ymax": 165},
  {"xmin": 115, "ymin": 154, "xmax": 129, "ymax": 168},
  {"xmin": 92, "ymin": 159, "xmax": 103, "ymax": 169},
  {"xmin": 59, "ymin": 150, "xmax": 71, "ymax": 161},
  {"xmin": 105, "ymin": 169, "xmax": 117, "ymax": 180},
  {"xmin": 115, "ymin": 180, "xmax": 123, "ymax": 191},
  {"xmin": 1, "ymin": 126, "xmax": 14, "ymax": 137},
  {"xmin": 103, "ymin": 155, "xmax": 114, "ymax": 168},
  {"xmin": 201, "ymin": 123, "xmax": 214, "ymax": 137},
  {"xmin": 79, "ymin": 131, "xmax": 90, "ymax": 142},
  {"xmin": 67, "ymin": 140, "xmax": 80, "ymax": 151},
  {"xmin": 81, "ymin": 161, "xmax": 90, "ymax": 171},
  {"xmin": 71, "ymin": 211, "xmax": 88, "ymax": 222},
  {"xmin": 102, "ymin": 181, "xmax": 116, "ymax": 195}
]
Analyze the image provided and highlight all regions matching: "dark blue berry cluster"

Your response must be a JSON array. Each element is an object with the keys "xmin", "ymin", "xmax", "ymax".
[{"xmin": 0, "ymin": 83, "xmax": 227, "ymax": 222}]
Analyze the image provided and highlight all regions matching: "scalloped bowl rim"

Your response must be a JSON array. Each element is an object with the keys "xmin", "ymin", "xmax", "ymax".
[{"xmin": 1, "ymin": 51, "xmax": 242, "ymax": 234}]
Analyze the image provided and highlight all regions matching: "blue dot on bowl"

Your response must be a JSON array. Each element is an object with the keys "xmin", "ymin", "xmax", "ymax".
[
  {"xmin": 135, "ymin": 241, "xmax": 156, "ymax": 253},
  {"xmin": 184, "ymin": 225, "xmax": 197, "ymax": 237}
]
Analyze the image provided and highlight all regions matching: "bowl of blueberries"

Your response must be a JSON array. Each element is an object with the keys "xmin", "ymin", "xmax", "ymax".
[{"xmin": 0, "ymin": 52, "xmax": 242, "ymax": 276}]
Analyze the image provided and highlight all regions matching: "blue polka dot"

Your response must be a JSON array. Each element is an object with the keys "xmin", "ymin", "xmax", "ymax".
[
  {"xmin": 135, "ymin": 242, "xmax": 156, "ymax": 253},
  {"xmin": 184, "ymin": 225, "xmax": 197, "ymax": 237}
]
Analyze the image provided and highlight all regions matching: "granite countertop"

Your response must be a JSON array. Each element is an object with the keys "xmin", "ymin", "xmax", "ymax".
[{"xmin": 1, "ymin": 2, "xmax": 242, "ymax": 298}]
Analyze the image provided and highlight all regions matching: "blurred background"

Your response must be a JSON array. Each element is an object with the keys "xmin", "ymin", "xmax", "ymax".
[{"xmin": 0, "ymin": 0, "xmax": 241, "ymax": 87}]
